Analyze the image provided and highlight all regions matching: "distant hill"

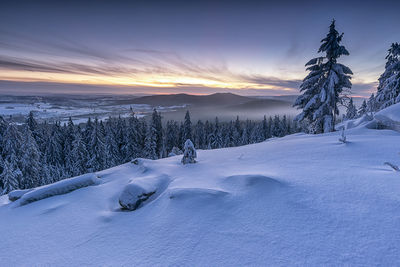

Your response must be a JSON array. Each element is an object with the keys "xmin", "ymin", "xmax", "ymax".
[{"xmin": 129, "ymin": 93, "xmax": 254, "ymax": 107}]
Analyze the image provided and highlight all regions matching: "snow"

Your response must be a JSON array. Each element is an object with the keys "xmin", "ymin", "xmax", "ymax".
[
  {"xmin": 374, "ymin": 103, "xmax": 400, "ymax": 131},
  {"xmin": 8, "ymin": 189, "xmax": 33, "ymax": 201},
  {"xmin": 14, "ymin": 173, "xmax": 101, "ymax": 206},
  {"xmin": 1, "ymin": 107, "xmax": 400, "ymax": 265}
]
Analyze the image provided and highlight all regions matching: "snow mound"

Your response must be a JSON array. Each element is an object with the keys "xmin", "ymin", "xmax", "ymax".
[
  {"xmin": 376, "ymin": 102, "xmax": 400, "ymax": 122},
  {"xmin": 341, "ymin": 103, "xmax": 400, "ymax": 132},
  {"xmin": 374, "ymin": 103, "xmax": 400, "ymax": 132},
  {"xmin": 8, "ymin": 189, "xmax": 33, "ymax": 201},
  {"xmin": 168, "ymin": 187, "xmax": 229, "ymax": 200},
  {"xmin": 119, "ymin": 174, "xmax": 170, "ymax": 211},
  {"xmin": 340, "ymin": 114, "xmax": 373, "ymax": 130},
  {"xmin": 17, "ymin": 173, "xmax": 101, "ymax": 206},
  {"xmin": 221, "ymin": 174, "xmax": 284, "ymax": 190}
]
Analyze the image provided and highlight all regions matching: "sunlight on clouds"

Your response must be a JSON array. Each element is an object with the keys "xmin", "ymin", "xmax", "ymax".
[{"xmin": 0, "ymin": 69, "xmax": 297, "ymax": 92}]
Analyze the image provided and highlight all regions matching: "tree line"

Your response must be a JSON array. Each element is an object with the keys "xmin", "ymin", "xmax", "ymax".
[{"xmin": 0, "ymin": 111, "xmax": 301, "ymax": 194}]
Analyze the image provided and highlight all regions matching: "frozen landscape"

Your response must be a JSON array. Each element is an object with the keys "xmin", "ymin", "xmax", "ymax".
[
  {"xmin": 1, "ymin": 103, "xmax": 400, "ymax": 266},
  {"xmin": 1, "ymin": 1, "xmax": 400, "ymax": 265}
]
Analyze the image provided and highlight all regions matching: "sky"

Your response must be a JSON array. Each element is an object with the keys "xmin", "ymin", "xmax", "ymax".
[{"xmin": 0, "ymin": 0, "xmax": 399, "ymax": 96}]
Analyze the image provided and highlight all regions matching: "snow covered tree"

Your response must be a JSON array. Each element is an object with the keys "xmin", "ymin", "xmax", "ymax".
[
  {"xmin": 87, "ymin": 118, "xmax": 106, "ymax": 172},
  {"xmin": 19, "ymin": 125, "xmax": 42, "ymax": 188},
  {"xmin": 209, "ymin": 117, "xmax": 223, "ymax": 149},
  {"xmin": 345, "ymin": 97, "xmax": 358, "ymax": 120},
  {"xmin": 358, "ymin": 100, "xmax": 368, "ymax": 117},
  {"xmin": 165, "ymin": 120, "xmax": 180, "ymax": 154},
  {"xmin": 181, "ymin": 139, "xmax": 197, "ymax": 164},
  {"xmin": 376, "ymin": 43, "xmax": 400, "ymax": 109},
  {"xmin": 0, "ymin": 158, "xmax": 22, "ymax": 194},
  {"xmin": 70, "ymin": 129, "xmax": 89, "ymax": 177},
  {"xmin": 194, "ymin": 120, "xmax": 206, "ymax": 149},
  {"xmin": 294, "ymin": 20, "xmax": 353, "ymax": 133},
  {"xmin": 367, "ymin": 93, "xmax": 378, "ymax": 114},
  {"xmin": 151, "ymin": 109, "xmax": 163, "ymax": 158},
  {"xmin": 2, "ymin": 123, "xmax": 22, "ymax": 163},
  {"xmin": 183, "ymin": 110, "xmax": 192, "ymax": 142},
  {"xmin": 44, "ymin": 124, "xmax": 63, "ymax": 167},
  {"xmin": 143, "ymin": 124, "xmax": 158, "ymax": 160},
  {"xmin": 104, "ymin": 123, "xmax": 120, "ymax": 168}
]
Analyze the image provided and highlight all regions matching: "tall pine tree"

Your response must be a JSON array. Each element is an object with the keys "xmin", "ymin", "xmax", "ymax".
[{"xmin": 294, "ymin": 20, "xmax": 353, "ymax": 133}]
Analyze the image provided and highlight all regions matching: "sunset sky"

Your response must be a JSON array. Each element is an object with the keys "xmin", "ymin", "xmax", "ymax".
[{"xmin": 1, "ymin": 0, "xmax": 399, "ymax": 96}]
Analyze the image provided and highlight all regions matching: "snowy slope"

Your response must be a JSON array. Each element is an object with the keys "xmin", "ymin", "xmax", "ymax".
[{"xmin": 1, "ymin": 121, "xmax": 400, "ymax": 265}]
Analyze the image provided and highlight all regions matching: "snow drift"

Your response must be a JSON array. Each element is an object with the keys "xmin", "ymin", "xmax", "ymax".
[{"xmin": 15, "ymin": 173, "xmax": 101, "ymax": 206}]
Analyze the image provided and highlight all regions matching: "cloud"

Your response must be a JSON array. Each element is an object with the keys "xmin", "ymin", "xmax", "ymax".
[{"xmin": 0, "ymin": 31, "xmax": 377, "ymax": 96}]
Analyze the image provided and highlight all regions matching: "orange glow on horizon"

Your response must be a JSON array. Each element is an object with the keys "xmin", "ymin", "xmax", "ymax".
[{"xmin": 0, "ymin": 69, "xmax": 298, "ymax": 93}]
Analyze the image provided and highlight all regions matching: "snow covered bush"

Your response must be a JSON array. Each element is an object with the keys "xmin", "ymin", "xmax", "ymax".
[
  {"xmin": 181, "ymin": 139, "xmax": 197, "ymax": 164},
  {"xmin": 119, "ymin": 175, "xmax": 170, "ymax": 211},
  {"xmin": 168, "ymin": 147, "xmax": 183, "ymax": 157},
  {"xmin": 17, "ymin": 173, "xmax": 101, "ymax": 206}
]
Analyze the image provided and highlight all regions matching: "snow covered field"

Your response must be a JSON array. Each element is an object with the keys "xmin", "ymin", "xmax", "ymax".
[
  {"xmin": 1, "ymin": 111, "xmax": 400, "ymax": 265},
  {"xmin": 0, "ymin": 95, "xmax": 186, "ymax": 124}
]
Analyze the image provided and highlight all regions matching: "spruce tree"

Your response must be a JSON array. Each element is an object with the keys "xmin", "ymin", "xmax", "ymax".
[
  {"xmin": 367, "ymin": 93, "xmax": 378, "ymax": 114},
  {"xmin": 19, "ymin": 126, "xmax": 42, "ymax": 188},
  {"xmin": 151, "ymin": 109, "xmax": 163, "ymax": 157},
  {"xmin": 87, "ymin": 118, "xmax": 106, "ymax": 172},
  {"xmin": 376, "ymin": 43, "xmax": 400, "ymax": 109},
  {"xmin": 183, "ymin": 110, "xmax": 192, "ymax": 142},
  {"xmin": 144, "ymin": 124, "xmax": 158, "ymax": 160},
  {"xmin": 358, "ymin": 100, "xmax": 368, "ymax": 117},
  {"xmin": 345, "ymin": 97, "xmax": 358, "ymax": 120},
  {"xmin": 70, "ymin": 129, "xmax": 89, "ymax": 177},
  {"xmin": 1, "ymin": 158, "xmax": 21, "ymax": 194},
  {"xmin": 294, "ymin": 20, "xmax": 353, "ymax": 133}
]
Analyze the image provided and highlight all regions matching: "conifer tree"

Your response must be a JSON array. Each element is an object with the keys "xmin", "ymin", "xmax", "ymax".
[
  {"xmin": 294, "ymin": 20, "xmax": 353, "ymax": 133},
  {"xmin": 345, "ymin": 97, "xmax": 358, "ymax": 120},
  {"xmin": 358, "ymin": 99, "xmax": 368, "ymax": 117},
  {"xmin": 183, "ymin": 110, "xmax": 192, "ymax": 142},
  {"xmin": 19, "ymin": 125, "xmax": 42, "ymax": 188},
  {"xmin": 367, "ymin": 93, "xmax": 378, "ymax": 114},
  {"xmin": 181, "ymin": 139, "xmax": 197, "ymax": 164},
  {"xmin": 151, "ymin": 109, "xmax": 163, "ymax": 157},
  {"xmin": 70, "ymin": 129, "xmax": 89, "ymax": 177},
  {"xmin": 0, "ymin": 158, "xmax": 21, "ymax": 194},
  {"xmin": 144, "ymin": 124, "xmax": 158, "ymax": 160},
  {"xmin": 87, "ymin": 118, "xmax": 106, "ymax": 172},
  {"xmin": 376, "ymin": 43, "xmax": 400, "ymax": 109}
]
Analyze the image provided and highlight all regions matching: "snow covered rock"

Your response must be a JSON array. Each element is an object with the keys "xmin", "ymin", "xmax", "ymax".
[
  {"xmin": 8, "ymin": 189, "xmax": 33, "ymax": 201},
  {"xmin": 119, "ymin": 174, "xmax": 170, "ymax": 211},
  {"xmin": 18, "ymin": 173, "xmax": 101, "ymax": 206},
  {"xmin": 181, "ymin": 139, "xmax": 196, "ymax": 164}
]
